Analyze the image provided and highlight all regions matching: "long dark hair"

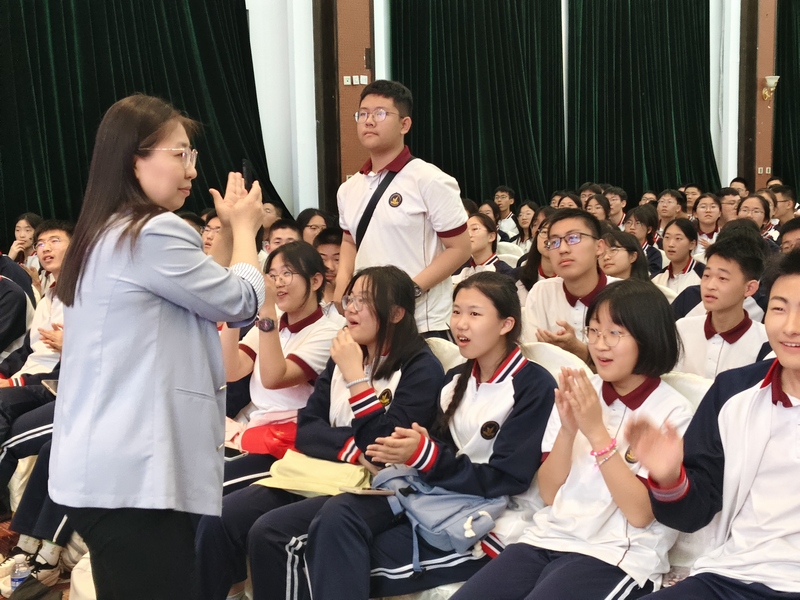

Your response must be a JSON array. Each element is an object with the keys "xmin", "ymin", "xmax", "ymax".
[
  {"xmin": 434, "ymin": 272, "xmax": 521, "ymax": 437},
  {"xmin": 266, "ymin": 241, "xmax": 326, "ymax": 304},
  {"xmin": 602, "ymin": 230, "xmax": 649, "ymax": 281},
  {"xmin": 519, "ymin": 213, "xmax": 554, "ymax": 290},
  {"xmin": 58, "ymin": 94, "xmax": 199, "ymax": 305},
  {"xmin": 344, "ymin": 266, "xmax": 425, "ymax": 381}
]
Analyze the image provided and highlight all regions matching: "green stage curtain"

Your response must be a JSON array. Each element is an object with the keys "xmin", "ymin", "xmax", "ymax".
[
  {"xmin": 567, "ymin": 0, "xmax": 720, "ymax": 199},
  {"xmin": 0, "ymin": 0, "xmax": 282, "ymax": 252},
  {"xmin": 390, "ymin": 0, "xmax": 565, "ymax": 204},
  {"xmin": 774, "ymin": 0, "xmax": 799, "ymax": 190}
]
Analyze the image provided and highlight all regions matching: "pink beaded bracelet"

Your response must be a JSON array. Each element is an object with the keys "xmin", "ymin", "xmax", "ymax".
[{"xmin": 590, "ymin": 438, "xmax": 617, "ymax": 457}]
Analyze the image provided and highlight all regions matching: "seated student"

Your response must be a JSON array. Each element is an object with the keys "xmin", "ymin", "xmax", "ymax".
[
  {"xmin": 717, "ymin": 186, "xmax": 741, "ymax": 227},
  {"xmin": 692, "ymin": 193, "xmax": 722, "ymax": 260},
  {"xmin": 452, "ymin": 279, "xmax": 693, "ymax": 600},
  {"xmin": 604, "ymin": 186, "xmax": 628, "ymax": 228},
  {"xmin": 515, "ymin": 201, "xmax": 537, "ymax": 254},
  {"xmin": 312, "ymin": 226, "xmax": 346, "ymax": 323},
  {"xmin": 624, "ymin": 205, "xmax": 663, "ymax": 276},
  {"xmin": 0, "ymin": 278, "xmax": 30, "ymax": 366},
  {"xmin": 557, "ymin": 194, "xmax": 582, "ymax": 210},
  {"xmin": 671, "ymin": 220, "xmax": 769, "ymax": 323},
  {"xmin": 0, "ymin": 220, "xmax": 72, "ymax": 392},
  {"xmin": 600, "ymin": 230, "xmax": 650, "ymax": 281},
  {"xmin": 651, "ymin": 218, "xmax": 705, "ymax": 294},
  {"xmin": 523, "ymin": 208, "xmax": 616, "ymax": 363},
  {"xmin": 737, "ymin": 194, "xmax": 773, "ymax": 238},
  {"xmin": 257, "ymin": 201, "xmax": 283, "ymax": 265},
  {"xmin": 656, "ymin": 190, "xmax": 686, "ymax": 239},
  {"xmin": 627, "ymin": 249, "xmax": 800, "ymax": 600},
  {"xmin": 8, "ymin": 213, "xmax": 42, "ymax": 271},
  {"xmin": 639, "ymin": 190, "xmax": 658, "ymax": 206},
  {"xmin": 755, "ymin": 188, "xmax": 781, "ymax": 241},
  {"xmin": 193, "ymin": 266, "xmax": 444, "ymax": 600},
  {"xmin": 683, "ymin": 183, "xmax": 703, "ymax": 214},
  {"xmin": 585, "ymin": 193, "xmax": 611, "ymax": 223},
  {"xmin": 516, "ymin": 213, "xmax": 556, "ymax": 306},
  {"xmin": 0, "ymin": 252, "xmax": 36, "ymax": 307},
  {"xmin": 729, "ymin": 175, "xmax": 750, "ymax": 198},
  {"xmin": 221, "ymin": 242, "xmax": 340, "ymax": 493},
  {"xmin": 478, "ymin": 201, "xmax": 511, "ymax": 242},
  {"xmin": 550, "ymin": 191, "xmax": 564, "ymax": 207},
  {"xmin": 453, "ymin": 214, "xmax": 515, "ymax": 284},
  {"xmin": 578, "ymin": 183, "xmax": 604, "ymax": 208},
  {"xmin": 771, "ymin": 184, "xmax": 797, "ymax": 228},
  {"xmin": 266, "ymin": 218, "xmax": 301, "ymax": 253},
  {"xmin": 493, "ymin": 186, "xmax": 520, "ymax": 242},
  {"xmin": 778, "ymin": 217, "xmax": 800, "ymax": 254},
  {"xmin": 674, "ymin": 236, "xmax": 768, "ymax": 379},
  {"xmin": 296, "ymin": 208, "xmax": 334, "ymax": 245},
  {"xmin": 305, "ymin": 272, "xmax": 556, "ymax": 599},
  {"xmin": 201, "ymin": 210, "xmax": 222, "ymax": 257},
  {"xmin": 177, "ymin": 210, "xmax": 206, "ymax": 235}
]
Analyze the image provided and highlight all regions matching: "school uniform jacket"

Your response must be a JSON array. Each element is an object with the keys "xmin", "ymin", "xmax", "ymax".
[
  {"xmin": 295, "ymin": 345, "xmax": 443, "ymax": 465},
  {"xmin": 405, "ymin": 348, "xmax": 556, "ymax": 499}
]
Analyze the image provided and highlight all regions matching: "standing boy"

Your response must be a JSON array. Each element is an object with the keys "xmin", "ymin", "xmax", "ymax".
[{"xmin": 334, "ymin": 80, "xmax": 470, "ymax": 337}]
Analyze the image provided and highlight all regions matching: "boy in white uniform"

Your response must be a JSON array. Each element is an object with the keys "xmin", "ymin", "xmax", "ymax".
[
  {"xmin": 523, "ymin": 209, "xmax": 616, "ymax": 363},
  {"xmin": 334, "ymin": 80, "xmax": 470, "ymax": 338},
  {"xmin": 675, "ymin": 236, "xmax": 769, "ymax": 379},
  {"xmin": 628, "ymin": 249, "xmax": 800, "ymax": 599}
]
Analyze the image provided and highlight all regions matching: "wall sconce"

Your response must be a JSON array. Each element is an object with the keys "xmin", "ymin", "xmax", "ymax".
[{"xmin": 763, "ymin": 75, "xmax": 780, "ymax": 107}]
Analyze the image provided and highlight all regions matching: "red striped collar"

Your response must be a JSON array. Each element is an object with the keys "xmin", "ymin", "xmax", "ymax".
[
  {"xmin": 563, "ymin": 269, "xmax": 607, "ymax": 308},
  {"xmin": 760, "ymin": 359, "xmax": 796, "ymax": 408},
  {"xmin": 470, "ymin": 253, "xmax": 499, "ymax": 267},
  {"xmin": 538, "ymin": 264, "xmax": 553, "ymax": 279},
  {"xmin": 699, "ymin": 224, "xmax": 719, "ymax": 238},
  {"xmin": 668, "ymin": 258, "xmax": 697, "ymax": 279},
  {"xmin": 703, "ymin": 310, "xmax": 752, "ymax": 344},
  {"xmin": 471, "ymin": 346, "xmax": 528, "ymax": 385}
]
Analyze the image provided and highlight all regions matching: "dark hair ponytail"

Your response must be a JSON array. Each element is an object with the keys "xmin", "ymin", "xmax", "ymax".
[{"xmin": 433, "ymin": 272, "xmax": 520, "ymax": 437}]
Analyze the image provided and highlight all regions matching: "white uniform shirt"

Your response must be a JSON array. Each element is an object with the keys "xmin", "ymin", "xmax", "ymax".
[
  {"xmin": 337, "ymin": 147, "xmax": 467, "ymax": 333},
  {"xmin": 520, "ymin": 376, "xmax": 694, "ymax": 587},
  {"xmin": 522, "ymin": 272, "xmax": 618, "ymax": 345},
  {"xmin": 15, "ymin": 283, "xmax": 62, "ymax": 377},
  {"xmin": 651, "ymin": 259, "xmax": 703, "ymax": 294},
  {"xmin": 238, "ymin": 307, "xmax": 339, "ymax": 425},
  {"xmin": 498, "ymin": 214, "xmax": 520, "ymax": 240},
  {"xmin": 675, "ymin": 313, "xmax": 769, "ymax": 379}
]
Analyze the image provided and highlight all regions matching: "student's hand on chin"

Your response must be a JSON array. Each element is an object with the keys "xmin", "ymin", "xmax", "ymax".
[
  {"xmin": 331, "ymin": 328, "xmax": 365, "ymax": 382},
  {"xmin": 626, "ymin": 418, "xmax": 684, "ymax": 486}
]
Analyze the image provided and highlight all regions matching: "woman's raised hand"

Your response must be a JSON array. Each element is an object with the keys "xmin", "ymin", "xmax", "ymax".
[{"xmin": 210, "ymin": 173, "xmax": 262, "ymax": 234}]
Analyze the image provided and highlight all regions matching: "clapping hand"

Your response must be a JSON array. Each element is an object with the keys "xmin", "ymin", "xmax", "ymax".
[{"xmin": 626, "ymin": 418, "xmax": 684, "ymax": 486}]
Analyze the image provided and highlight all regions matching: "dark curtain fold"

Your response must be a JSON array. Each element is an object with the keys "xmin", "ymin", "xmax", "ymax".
[
  {"xmin": 567, "ymin": 0, "xmax": 720, "ymax": 199},
  {"xmin": 774, "ymin": 0, "xmax": 799, "ymax": 190},
  {"xmin": 0, "ymin": 0, "xmax": 282, "ymax": 252},
  {"xmin": 390, "ymin": 0, "xmax": 565, "ymax": 204}
]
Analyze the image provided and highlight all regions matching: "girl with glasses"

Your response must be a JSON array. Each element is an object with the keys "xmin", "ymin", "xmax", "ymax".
[
  {"xmin": 692, "ymin": 193, "xmax": 722, "ymax": 260},
  {"xmin": 623, "ymin": 205, "xmax": 663, "ymax": 277},
  {"xmin": 305, "ymin": 271, "xmax": 555, "ymax": 600},
  {"xmin": 194, "ymin": 265, "xmax": 444, "ymax": 600},
  {"xmin": 600, "ymin": 230, "xmax": 649, "ymax": 281},
  {"xmin": 220, "ymin": 241, "xmax": 340, "ymax": 494},
  {"xmin": 517, "ymin": 209, "xmax": 557, "ymax": 305},
  {"xmin": 296, "ymin": 208, "xmax": 334, "ymax": 245},
  {"xmin": 451, "ymin": 279, "xmax": 693, "ymax": 600},
  {"xmin": 515, "ymin": 201, "xmax": 538, "ymax": 254}
]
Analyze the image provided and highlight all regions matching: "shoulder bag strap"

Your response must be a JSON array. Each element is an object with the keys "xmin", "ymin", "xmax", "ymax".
[{"xmin": 354, "ymin": 157, "xmax": 415, "ymax": 250}]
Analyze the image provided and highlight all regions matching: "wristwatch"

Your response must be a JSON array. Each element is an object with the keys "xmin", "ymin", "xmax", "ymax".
[
  {"xmin": 256, "ymin": 317, "xmax": 276, "ymax": 332},
  {"xmin": 413, "ymin": 283, "xmax": 423, "ymax": 299}
]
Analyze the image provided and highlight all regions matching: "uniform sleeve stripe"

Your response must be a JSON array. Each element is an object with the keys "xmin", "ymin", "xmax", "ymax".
[
  {"xmin": 480, "ymin": 533, "xmax": 504, "ymax": 558},
  {"xmin": 238, "ymin": 344, "xmax": 257, "ymax": 362},
  {"xmin": 648, "ymin": 466, "xmax": 690, "ymax": 502},
  {"xmin": 10, "ymin": 376, "xmax": 23, "ymax": 387},
  {"xmin": 437, "ymin": 223, "xmax": 468, "ymax": 238},
  {"xmin": 337, "ymin": 436, "xmax": 362, "ymax": 464},
  {"xmin": 349, "ymin": 388, "xmax": 382, "ymax": 417},
  {"xmin": 406, "ymin": 436, "xmax": 438, "ymax": 472},
  {"xmin": 286, "ymin": 354, "xmax": 318, "ymax": 382}
]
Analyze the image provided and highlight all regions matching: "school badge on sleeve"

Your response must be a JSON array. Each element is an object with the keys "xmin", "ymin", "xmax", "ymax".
[{"xmin": 378, "ymin": 389, "xmax": 393, "ymax": 406}]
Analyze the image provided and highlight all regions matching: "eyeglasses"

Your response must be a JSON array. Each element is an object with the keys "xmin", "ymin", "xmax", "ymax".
[
  {"xmin": 342, "ymin": 294, "xmax": 369, "ymax": 312},
  {"xmin": 354, "ymin": 109, "xmax": 400, "ymax": 123},
  {"xmin": 695, "ymin": 204, "xmax": 719, "ymax": 212},
  {"xmin": 738, "ymin": 208, "xmax": 765, "ymax": 217},
  {"xmin": 202, "ymin": 226, "xmax": 221, "ymax": 236},
  {"xmin": 267, "ymin": 269, "xmax": 297, "ymax": 284},
  {"xmin": 720, "ymin": 200, "xmax": 738, "ymax": 207},
  {"xmin": 602, "ymin": 247, "xmax": 624, "ymax": 257},
  {"xmin": 657, "ymin": 199, "xmax": 677, "ymax": 206},
  {"xmin": 537, "ymin": 228, "xmax": 549, "ymax": 238},
  {"xmin": 468, "ymin": 225, "xmax": 488, "ymax": 234},
  {"xmin": 584, "ymin": 326, "xmax": 632, "ymax": 347},
  {"xmin": 494, "ymin": 195, "xmax": 510, "ymax": 201},
  {"xmin": 139, "ymin": 147, "xmax": 198, "ymax": 170},
  {"xmin": 624, "ymin": 220, "xmax": 644, "ymax": 228},
  {"xmin": 545, "ymin": 232, "xmax": 597, "ymax": 250},
  {"xmin": 35, "ymin": 237, "xmax": 64, "ymax": 251}
]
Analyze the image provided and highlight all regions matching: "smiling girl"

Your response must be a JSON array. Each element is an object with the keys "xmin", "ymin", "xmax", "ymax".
[
  {"xmin": 220, "ymin": 241, "xmax": 341, "ymax": 492},
  {"xmin": 692, "ymin": 193, "xmax": 722, "ymax": 259},
  {"xmin": 303, "ymin": 272, "xmax": 555, "ymax": 599},
  {"xmin": 651, "ymin": 218, "xmax": 705, "ymax": 293},
  {"xmin": 451, "ymin": 279, "xmax": 694, "ymax": 599}
]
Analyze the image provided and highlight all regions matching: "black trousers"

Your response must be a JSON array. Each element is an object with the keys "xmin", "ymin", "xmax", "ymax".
[{"xmin": 66, "ymin": 506, "xmax": 196, "ymax": 600}]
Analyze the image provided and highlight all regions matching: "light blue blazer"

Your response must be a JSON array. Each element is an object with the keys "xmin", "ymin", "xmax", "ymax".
[{"xmin": 49, "ymin": 213, "xmax": 261, "ymax": 516}]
